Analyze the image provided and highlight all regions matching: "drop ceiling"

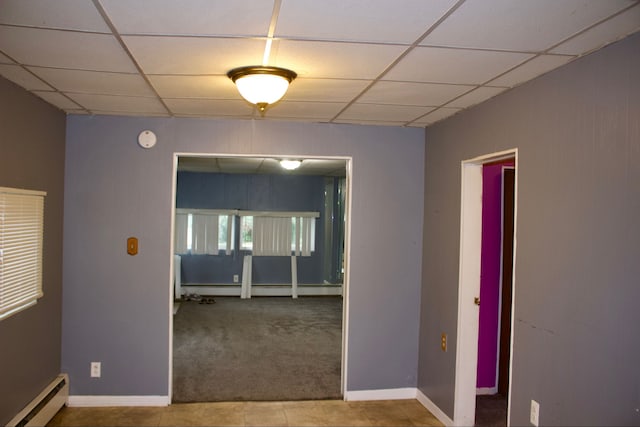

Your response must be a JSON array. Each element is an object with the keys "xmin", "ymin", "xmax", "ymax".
[
  {"xmin": 178, "ymin": 156, "xmax": 347, "ymax": 177},
  {"xmin": 0, "ymin": 0, "xmax": 638, "ymax": 127}
]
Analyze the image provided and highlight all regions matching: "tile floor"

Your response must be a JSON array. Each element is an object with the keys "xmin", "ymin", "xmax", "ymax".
[{"xmin": 47, "ymin": 399, "xmax": 444, "ymax": 426}]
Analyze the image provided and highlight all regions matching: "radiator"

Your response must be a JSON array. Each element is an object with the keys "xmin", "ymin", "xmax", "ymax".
[{"xmin": 7, "ymin": 374, "xmax": 69, "ymax": 427}]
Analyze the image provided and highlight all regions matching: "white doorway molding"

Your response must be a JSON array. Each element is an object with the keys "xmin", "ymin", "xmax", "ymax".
[{"xmin": 454, "ymin": 149, "xmax": 518, "ymax": 426}]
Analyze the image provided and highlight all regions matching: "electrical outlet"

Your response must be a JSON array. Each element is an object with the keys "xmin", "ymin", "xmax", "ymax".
[
  {"xmin": 441, "ymin": 333, "xmax": 447, "ymax": 352},
  {"xmin": 530, "ymin": 399, "xmax": 540, "ymax": 426},
  {"xmin": 233, "ymin": 274, "xmax": 239, "ymax": 283},
  {"xmin": 91, "ymin": 362, "xmax": 101, "ymax": 378}
]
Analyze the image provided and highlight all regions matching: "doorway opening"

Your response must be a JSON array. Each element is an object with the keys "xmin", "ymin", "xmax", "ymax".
[
  {"xmin": 454, "ymin": 149, "xmax": 518, "ymax": 426},
  {"xmin": 168, "ymin": 153, "xmax": 352, "ymax": 403}
]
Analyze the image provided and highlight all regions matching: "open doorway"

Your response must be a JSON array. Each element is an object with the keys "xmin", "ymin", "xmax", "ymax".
[
  {"xmin": 454, "ymin": 150, "xmax": 518, "ymax": 426},
  {"xmin": 168, "ymin": 154, "xmax": 350, "ymax": 403},
  {"xmin": 475, "ymin": 161, "xmax": 515, "ymax": 427}
]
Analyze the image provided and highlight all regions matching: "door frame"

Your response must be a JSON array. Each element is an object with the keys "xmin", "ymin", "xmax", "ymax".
[
  {"xmin": 167, "ymin": 152, "xmax": 353, "ymax": 401},
  {"xmin": 454, "ymin": 149, "xmax": 518, "ymax": 425}
]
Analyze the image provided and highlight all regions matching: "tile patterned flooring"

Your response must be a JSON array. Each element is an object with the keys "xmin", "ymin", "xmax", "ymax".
[{"xmin": 47, "ymin": 399, "xmax": 444, "ymax": 426}]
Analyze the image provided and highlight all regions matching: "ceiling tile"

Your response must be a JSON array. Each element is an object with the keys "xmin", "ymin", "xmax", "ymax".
[
  {"xmin": 411, "ymin": 107, "xmax": 462, "ymax": 126},
  {"xmin": 101, "ymin": 0, "xmax": 273, "ymax": 36},
  {"xmin": 358, "ymin": 81, "xmax": 473, "ymax": 106},
  {"xmin": 422, "ymin": 0, "xmax": 635, "ymax": 51},
  {"xmin": 262, "ymin": 101, "xmax": 346, "ymax": 120},
  {"xmin": 29, "ymin": 67, "xmax": 155, "ymax": 96},
  {"xmin": 0, "ymin": 52, "xmax": 15, "ymax": 63},
  {"xmin": 550, "ymin": 5, "xmax": 640, "ymax": 55},
  {"xmin": 164, "ymin": 98, "xmax": 254, "ymax": 117},
  {"xmin": 384, "ymin": 47, "xmax": 532, "ymax": 84},
  {"xmin": 333, "ymin": 118, "xmax": 410, "ymax": 127},
  {"xmin": 66, "ymin": 93, "xmax": 167, "ymax": 114},
  {"xmin": 446, "ymin": 86, "xmax": 507, "ymax": 108},
  {"xmin": 271, "ymin": 40, "xmax": 405, "ymax": 79},
  {"xmin": 488, "ymin": 55, "xmax": 574, "ymax": 87},
  {"xmin": 338, "ymin": 103, "xmax": 434, "ymax": 122},
  {"xmin": 0, "ymin": 64, "xmax": 52, "ymax": 90},
  {"xmin": 0, "ymin": 26, "xmax": 137, "ymax": 72},
  {"xmin": 0, "ymin": 0, "xmax": 110, "ymax": 32},
  {"xmin": 32, "ymin": 91, "xmax": 82, "ymax": 110},
  {"xmin": 149, "ymin": 75, "xmax": 237, "ymax": 99},
  {"xmin": 285, "ymin": 78, "xmax": 371, "ymax": 103},
  {"xmin": 275, "ymin": 0, "xmax": 458, "ymax": 44},
  {"xmin": 123, "ymin": 36, "xmax": 265, "ymax": 75}
]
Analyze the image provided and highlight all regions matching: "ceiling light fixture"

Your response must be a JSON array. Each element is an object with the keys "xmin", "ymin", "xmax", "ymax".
[
  {"xmin": 280, "ymin": 159, "xmax": 302, "ymax": 170},
  {"xmin": 227, "ymin": 66, "xmax": 297, "ymax": 115}
]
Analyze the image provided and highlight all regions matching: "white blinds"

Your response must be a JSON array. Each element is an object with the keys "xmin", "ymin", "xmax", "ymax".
[
  {"xmin": 191, "ymin": 214, "xmax": 218, "ymax": 255},
  {"xmin": 295, "ymin": 217, "xmax": 315, "ymax": 257},
  {"xmin": 0, "ymin": 187, "xmax": 45, "ymax": 321},
  {"xmin": 253, "ymin": 216, "xmax": 292, "ymax": 256}
]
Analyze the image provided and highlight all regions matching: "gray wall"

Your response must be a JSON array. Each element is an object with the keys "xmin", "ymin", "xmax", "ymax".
[
  {"xmin": 62, "ymin": 117, "xmax": 424, "ymax": 396},
  {"xmin": 0, "ymin": 77, "xmax": 66, "ymax": 424},
  {"xmin": 176, "ymin": 172, "xmax": 326, "ymax": 284},
  {"xmin": 419, "ymin": 33, "xmax": 640, "ymax": 425}
]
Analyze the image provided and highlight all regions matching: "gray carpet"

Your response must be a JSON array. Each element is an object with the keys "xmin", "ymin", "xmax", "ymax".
[
  {"xmin": 172, "ymin": 296, "xmax": 343, "ymax": 403},
  {"xmin": 475, "ymin": 394, "xmax": 507, "ymax": 427}
]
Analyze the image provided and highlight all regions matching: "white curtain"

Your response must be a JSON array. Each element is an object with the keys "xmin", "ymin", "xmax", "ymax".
[
  {"xmin": 253, "ymin": 216, "xmax": 292, "ymax": 256},
  {"xmin": 192, "ymin": 214, "xmax": 219, "ymax": 255},
  {"xmin": 174, "ymin": 213, "xmax": 189, "ymax": 254}
]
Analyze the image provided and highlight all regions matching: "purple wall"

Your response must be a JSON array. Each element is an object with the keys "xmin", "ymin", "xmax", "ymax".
[{"xmin": 477, "ymin": 160, "xmax": 514, "ymax": 388}]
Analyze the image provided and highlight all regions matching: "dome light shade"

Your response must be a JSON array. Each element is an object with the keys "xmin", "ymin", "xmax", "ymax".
[
  {"xmin": 280, "ymin": 159, "xmax": 301, "ymax": 170},
  {"xmin": 227, "ymin": 66, "xmax": 297, "ymax": 114}
]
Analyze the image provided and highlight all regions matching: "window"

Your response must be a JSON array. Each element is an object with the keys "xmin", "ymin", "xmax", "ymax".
[
  {"xmin": 0, "ymin": 187, "xmax": 45, "ymax": 321},
  {"xmin": 240, "ymin": 213, "xmax": 317, "ymax": 256},
  {"xmin": 175, "ymin": 210, "xmax": 234, "ymax": 255}
]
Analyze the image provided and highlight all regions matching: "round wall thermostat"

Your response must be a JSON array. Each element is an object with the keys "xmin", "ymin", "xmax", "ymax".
[{"xmin": 137, "ymin": 130, "xmax": 157, "ymax": 148}]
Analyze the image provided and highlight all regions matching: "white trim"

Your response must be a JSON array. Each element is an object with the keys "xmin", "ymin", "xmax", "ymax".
[
  {"xmin": 0, "ymin": 186, "xmax": 46, "ymax": 197},
  {"xmin": 170, "ymin": 152, "xmax": 352, "ymax": 404},
  {"xmin": 168, "ymin": 154, "xmax": 179, "ymax": 402},
  {"xmin": 68, "ymin": 395, "xmax": 170, "ymax": 407},
  {"xmin": 345, "ymin": 387, "xmax": 416, "ymax": 401},
  {"xmin": 455, "ymin": 149, "xmax": 518, "ymax": 427},
  {"xmin": 341, "ymin": 158, "xmax": 353, "ymax": 397},
  {"xmin": 454, "ymin": 162, "xmax": 482, "ymax": 426},
  {"xmin": 476, "ymin": 386, "xmax": 498, "ymax": 395},
  {"xmin": 416, "ymin": 389, "xmax": 454, "ymax": 427}
]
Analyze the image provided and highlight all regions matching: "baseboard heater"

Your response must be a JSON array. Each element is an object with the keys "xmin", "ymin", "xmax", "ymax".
[{"xmin": 7, "ymin": 374, "xmax": 69, "ymax": 427}]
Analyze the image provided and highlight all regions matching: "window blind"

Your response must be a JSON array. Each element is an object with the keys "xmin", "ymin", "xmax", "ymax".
[{"xmin": 0, "ymin": 187, "xmax": 46, "ymax": 321}]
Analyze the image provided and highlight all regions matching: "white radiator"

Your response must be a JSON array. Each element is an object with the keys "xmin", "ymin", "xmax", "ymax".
[{"xmin": 7, "ymin": 374, "xmax": 68, "ymax": 427}]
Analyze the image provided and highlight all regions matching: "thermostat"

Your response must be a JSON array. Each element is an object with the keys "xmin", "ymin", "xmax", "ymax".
[{"xmin": 137, "ymin": 130, "xmax": 157, "ymax": 149}]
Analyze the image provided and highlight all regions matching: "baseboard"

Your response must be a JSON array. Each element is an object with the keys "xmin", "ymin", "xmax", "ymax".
[
  {"xmin": 181, "ymin": 284, "xmax": 342, "ymax": 297},
  {"xmin": 68, "ymin": 395, "xmax": 170, "ymax": 407},
  {"xmin": 345, "ymin": 387, "xmax": 416, "ymax": 401},
  {"xmin": 416, "ymin": 389, "xmax": 454, "ymax": 427}
]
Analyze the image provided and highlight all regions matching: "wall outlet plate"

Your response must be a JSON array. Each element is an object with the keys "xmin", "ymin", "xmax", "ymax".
[
  {"xmin": 91, "ymin": 362, "xmax": 101, "ymax": 378},
  {"xmin": 530, "ymin": 399, "xmax": 540, "ymax": 426},
  {"xmin": 233, "ymin": 274, "xmax": 239, "ymax": 283}
]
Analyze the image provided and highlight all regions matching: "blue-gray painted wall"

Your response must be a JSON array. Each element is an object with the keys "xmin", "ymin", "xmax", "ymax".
[
  {"xmin": 62, "ymin": 118, "xmax": 424, "ymax": 396},
  {"xmin": 419, "ymin": 33, "xmax": 640, "ymax": 426},
  {"xmin": 176, "ymin": 172, "xmax": 327, "ymax": 284}
]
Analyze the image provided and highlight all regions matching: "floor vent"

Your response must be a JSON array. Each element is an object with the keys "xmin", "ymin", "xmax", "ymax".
[{"xmin": 7, "ymin": 374, "xmax": 69, "ymax": 427}]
